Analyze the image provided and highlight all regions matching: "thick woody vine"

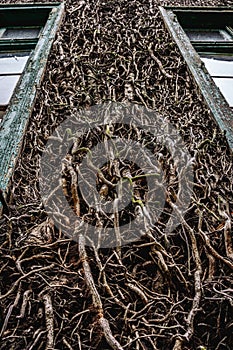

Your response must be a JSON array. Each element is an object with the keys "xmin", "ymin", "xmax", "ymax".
[{"xmin": 0, "ymin": 0, "xmax": 232, "ymax": 350}]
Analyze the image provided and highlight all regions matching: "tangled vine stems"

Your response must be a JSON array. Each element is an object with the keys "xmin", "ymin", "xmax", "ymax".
[
  {"xmin": 0, "ymin": 0, "xmax": 233, "ymax": 349},
  {"xmin": 78, "ymin": 233, "xmax": 124, "ymax": 350}
]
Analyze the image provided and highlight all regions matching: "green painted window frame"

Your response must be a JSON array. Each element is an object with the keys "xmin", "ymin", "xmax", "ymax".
[
  {"xmin": 159, "ymin": 6, "xmax": 233, "ymax": 150},
  {"xmin": 0, "ymin": 3, "xmax": 64, "ymax": 208}
]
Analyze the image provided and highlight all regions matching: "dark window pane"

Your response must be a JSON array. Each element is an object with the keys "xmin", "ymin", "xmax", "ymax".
[
  {"xmin": 201, "ymin": 54, "xmax": 233, "ymax": 77},
  {"xmin": 0, "ymin": 75, "xmax": 20, "ymax": 105},
  {"xmin": 213, "ymin": 77, "xmax": 233, "ymax": 106},
  {"xmin": 0, "ymin": 52, "xmax": 29, "ymax": 74},
  {"xmin": 2, "ymin": 27, "xmax": 41, "ymax": 39},
  {"xmin": 186, "ymin": 29, "xmax": 232, "ymax": 42}
]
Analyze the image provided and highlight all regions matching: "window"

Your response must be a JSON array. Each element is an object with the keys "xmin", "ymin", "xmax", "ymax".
[
  {"xmin": 159, "ymin": 7, "xmax": 233, "ymax": 149},
  {"xmin": 0, "ymin": 5, "xmax": 57, "ymax": 122},
  {"xmin": 201, "ymin": 54, "xmax": 233, "ymax": 106},
  {"xmin": 0, "ymin": 23, "xmax": 42, "ymax": 120},
  {"xmin": 0, "ymin": 4, "xmax": 64, "ymax": 198},
  {"xmin": 0, "ymin": 50, "xmax": 32, "ymax": 121}
]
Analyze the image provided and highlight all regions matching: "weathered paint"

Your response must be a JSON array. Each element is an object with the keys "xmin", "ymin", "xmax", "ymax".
[
  {"xmin": 0, "ymin": 3, "xmax": 64, "ymax": 211},
  {"xmin": 159, "ymin": 6, "xmax": 233, "ymax": 150}
]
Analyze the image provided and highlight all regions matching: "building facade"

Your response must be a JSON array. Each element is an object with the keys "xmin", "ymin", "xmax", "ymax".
[{"xmin": 0, "ymin": 1, "xmax": 232, "ymax": 350}]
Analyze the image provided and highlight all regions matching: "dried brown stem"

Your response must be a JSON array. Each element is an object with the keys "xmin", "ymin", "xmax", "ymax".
[{"xmin": 78, "ymin": 233, "xmax": 123, "ymax": 350}]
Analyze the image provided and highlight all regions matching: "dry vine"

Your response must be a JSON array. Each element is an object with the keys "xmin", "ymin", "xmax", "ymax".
[{"xmin": 0, "ymin": 0, "xmax": 233, "ymax": 349}]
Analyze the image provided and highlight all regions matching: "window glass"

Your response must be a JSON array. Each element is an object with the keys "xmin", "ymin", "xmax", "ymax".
[
  {"xmin": 1, "ymin": 27, "xmax": 41, "ymax": 39},
  {"xmin": 201, "ymin": 54, "xmax": 233, "ymax": 77},
  {"xmin": 213, "ymin": 77, "xmax": 233, "ymax": 106},
  {"xmin": 0, "ymin": 75, "xmax": 20, "ymax": 105},
  {"xmin": 186, "ymin": 29, "xmax": 233, "ymax": 42},
  {"xmin": 0, "ymin": 52, "xmax": 29, "ymax": 74}
]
